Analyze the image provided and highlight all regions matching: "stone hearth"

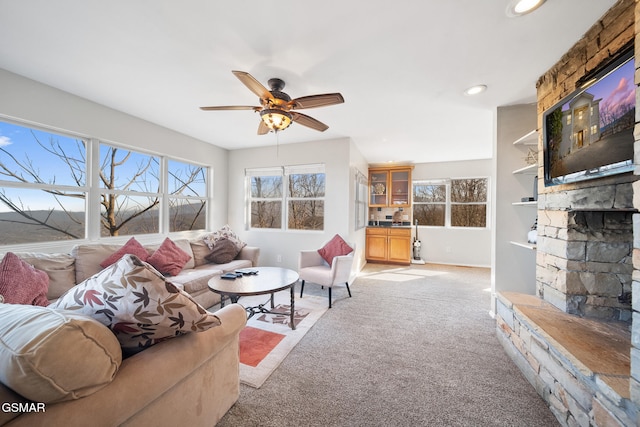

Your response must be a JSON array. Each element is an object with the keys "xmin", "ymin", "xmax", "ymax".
[{"xmin": 496, "ymin": 292, "xmax": 633, "ymax": 426}]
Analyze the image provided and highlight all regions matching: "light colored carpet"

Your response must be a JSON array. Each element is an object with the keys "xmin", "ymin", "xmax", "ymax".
[
  {"xmin": 218, "ymin": 263, "xmax": 559, "ymax": 427},
  {"xmin": 236, "ymin": 293, "xmax": 328, "ymax": 388}
]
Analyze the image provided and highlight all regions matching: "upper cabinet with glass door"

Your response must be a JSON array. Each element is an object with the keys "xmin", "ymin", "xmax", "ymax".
[{"xmin": 369, "ymin": 166, "xmax": 413, "ymax": 207}]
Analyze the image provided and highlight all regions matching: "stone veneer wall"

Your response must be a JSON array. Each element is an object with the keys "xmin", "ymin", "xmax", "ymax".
[
  {"xmin": 536, "ymin": 0, "xmax": 640, "ymax": 421},
  {"xmin": 535, "ymin": 0, "xmax": 637, "ymax": 322},
  {"xmin": 537, "ymin": 210, "xmax": 633, "ymax": 321}
]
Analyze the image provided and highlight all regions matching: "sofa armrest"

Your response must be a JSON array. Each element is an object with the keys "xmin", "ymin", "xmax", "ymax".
[
  {"xmin": 237, "ymin": 246, "xmax": 260, "ymax": 267},
  {"xmin": 7, "ymin": 304, "xmax": 247, "ymax": 427}
]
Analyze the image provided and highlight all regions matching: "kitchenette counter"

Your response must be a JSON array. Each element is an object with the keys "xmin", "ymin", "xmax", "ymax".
[{"xmin": 367, "ymin": 222, "xmax": 412, "ymax": 228}]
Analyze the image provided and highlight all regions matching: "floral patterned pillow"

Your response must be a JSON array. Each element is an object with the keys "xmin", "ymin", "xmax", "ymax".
[
  {"xmin": 203, "ymin": 225, "xmax": 247, "ymax": 251},
  {"xmin": 51, "ymin": 254, "xmax": 221, "ymax": 356}
]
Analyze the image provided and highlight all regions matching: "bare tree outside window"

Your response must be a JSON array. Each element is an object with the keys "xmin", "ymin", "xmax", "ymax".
[
  {"xmin": 412, "ymin": 178, "xmax": 488, "ymax": 228},
  {"xmin": 168, "ymin": 160, "xmax": 206, "ymax": 232},
  {"xmin": 451, "ymin": 178, "xmax": 487, "ymax": 227},
  {"xmin": 288, "ymin": 173, "xmax": 324, "ymax": 230},
  {"xmin": 0, "ymin": 120, "xmax": 208, "ymax": 245},
  {"xmin": 250, "ymin": 175, "xmax": 282, "ymax": 229},
  {"xmin": 413, "ymin": 182, "xmax": 446, "ymax": 226},
  {"xmin": 248, "ymin": 165, "xmax": 325, "ymax": 231},
  {"xmin": 99, "ymin": 146, "xmax": 160, "ymax": 237},
  {"xmin": 0, "ymin": 123, "xmax": 87, "ymax": 243}
]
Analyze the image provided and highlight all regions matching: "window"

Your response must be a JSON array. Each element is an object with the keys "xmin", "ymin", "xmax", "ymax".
[
  {"xmin": 355, "ymin": 169, "xmax": 368, "ymax": 229},
  {"xmin": 413, "ymin": 181, "xmax": 446, "ymax": 226},
  {"xmin": 0, "ymin": 119, "xmax": 209, "ymax": 245},
  {"xmin": 167, "ymin": 160, "xmax": 207, "ymax": 232},
  {"xmin": 99, "ymin": 145, "xmax": 160, "ymax": 237},
  {"xmin": 247, "ymin": 164, "xmax": 325, "ymax": 231},
  {"xmin": 450, "ymin": 178, "xmax": 487, "ymax": 227},
  {"xmin": 0, "ymin": 122, "xmax": 88, "ymax": 244},
  {"xmin": 249, "ymin": 168, "xmax": 283, "ymax": 229},
  {"xmin": 287, "ymin": 165, "xmax": 325, "ymax": 230},
  {"xmin": 412, "ymin": 178, "xmax": 488, "ymax": 228}
]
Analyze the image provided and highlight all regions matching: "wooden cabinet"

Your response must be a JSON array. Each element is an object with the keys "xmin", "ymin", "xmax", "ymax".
[
  {"xmin": 369, "ymin": 167, "xmax": 412, "ymax": 207},
  {"xmin": 366, "ymin": 227, "xmax": 411, "ymax": 265}
]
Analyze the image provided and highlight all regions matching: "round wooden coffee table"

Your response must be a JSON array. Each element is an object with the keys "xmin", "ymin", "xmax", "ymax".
[{"xmin": 208, "ymin": 267, "xmax": 299, "ymax": 330}]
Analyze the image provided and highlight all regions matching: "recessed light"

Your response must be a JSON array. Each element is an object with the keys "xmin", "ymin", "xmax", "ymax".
[
  {"xmin": 464, "ymin": 85, "xmax": 487, "ymax": 96},
  {"xmin": 506, "ymin": 0, "xmax": 546, "ymax": 17}
]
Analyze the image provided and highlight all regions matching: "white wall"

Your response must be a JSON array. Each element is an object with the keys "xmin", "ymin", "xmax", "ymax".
[
  {"xmin": 0, "ymin": 67, "xmax": 490, "ymax": 271},
  {"xmin": 411, "ymin": 158, "xmax": 492, "ymax": 267},
  {"xmin": 227, "ymin": 138, "xmax": 368, "ymax": 272},
  {"xmin": 0, "ymin": 68, "xmax": 229, "ymax": 252},
  {"xmin": 491, "ymin": 104, "xmax": 537, "ymax": 315}
]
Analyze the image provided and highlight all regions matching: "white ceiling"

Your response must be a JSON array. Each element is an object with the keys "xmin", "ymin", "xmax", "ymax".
[{"xmin": 0, "ymin": 0, "xmax": 616, "ymax": 165}]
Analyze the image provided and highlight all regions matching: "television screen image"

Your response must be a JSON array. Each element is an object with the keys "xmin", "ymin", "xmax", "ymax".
[{"xmin": 543, "ymin": 49, "xmax": 635, "ymax": 186}]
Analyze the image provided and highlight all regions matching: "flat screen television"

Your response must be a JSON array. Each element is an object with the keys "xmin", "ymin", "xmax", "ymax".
[{"xmin": 543, "ymin": 48, "xmax": 635, "ymax": 186}]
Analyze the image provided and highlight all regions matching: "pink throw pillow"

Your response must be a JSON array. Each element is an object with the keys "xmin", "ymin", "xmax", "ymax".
[
  {"xmin": 100, "ymin": 237, "xmax": 149, "ymax": 268},
  {"xmin": 0, "ymin": 252, "xmax": 50, "ymax": 306},
  {"xmin": 147, "ymin": 238, "xmax": 192, "ymax": 276},
  {"xmin": 317, "ymin": 234, "xmax": 353, "ymax": 265}
]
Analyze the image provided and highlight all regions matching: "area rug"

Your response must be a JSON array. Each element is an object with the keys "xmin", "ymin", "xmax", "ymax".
[{"xmin": 237, "ymin": 293, "xmax": 328, "ymax": 388}]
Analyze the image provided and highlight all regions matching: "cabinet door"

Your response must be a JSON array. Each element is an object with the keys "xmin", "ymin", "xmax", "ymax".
[
  {"xmin": 389, "ymin": 169, "xmax": 411, "ymax": 207},
  {"xmin": 388, "ymin": 229, "xmax": 411, "ymax": 264},
  {"xmin": 366, "ymin": 230, "xmax": 388, "ymax": 261},
  {"xmin": 369, "ymin": 171, "xmax": 389, "ymax": 206}
]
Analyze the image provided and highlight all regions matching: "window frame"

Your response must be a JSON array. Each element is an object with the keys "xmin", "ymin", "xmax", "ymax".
[
  {"xmin": 0, "ymin": 117, "xmax": 210, "ymax": 248},
  {"xmin": 412, "ymin": 177, "xmax": 489, "ymax": 229},
  {"xmin": 246, "ymin": 163, "xmax": 326, "ymax": 232}
]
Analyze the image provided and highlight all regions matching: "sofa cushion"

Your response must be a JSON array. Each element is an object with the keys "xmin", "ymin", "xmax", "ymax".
[
  {"xmin": 205, "ymin": 238, "xmax": 240, "ymax": 264},
  {"xmin": 13, "ymin": 252, "xmax": 75, "ymax": 301},
  {"xmin": 51, "ymin": 254, "xmax": 221, "ymax": 356},
  {"xmin": 169, "ymin": 266, "xmax": 223, "ymax": 294},
  {"xmin": 203, "ymin": 225, "xmax": 246, "ymax": 252},
  {"xmin": 147, "ymin": 238, "xmax": 192, "ymax": 276},
  {"xmin": 318, "ymin": 234, "xmax": 353, "ymax": 265},
  {"xmin": 0, "ymin": 304, "xmax": 121, "ymax": 403},
  {"xmin": 190, "ymin": 238, "xmax": 213, "ymax": 267},
  {"xmin": 73, "ymin": 243, "xmax": 136, "ymax": 284},
  {"xmin": 0, "ymin": 252, "xmax": 49, "ymax": 306},
  {"xmin": 100, "ymin": 237, "xmax": 149, "ymax": 268}
]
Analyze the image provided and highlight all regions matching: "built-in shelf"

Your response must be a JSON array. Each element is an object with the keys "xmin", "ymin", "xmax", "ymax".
[
  {"xmin": 512, "ymin": 130, "xmax": 538, "ymax": 146},
  {"xmin": 509, "ymin": 240, "xmax": 536, "ymax": 250},
  {"xmin": 512, "ymin": 201, "xmax": 537, "ymax": 206},
  {"xmin": 512, "ymin": 164, "xmax": 537, "ymax": 175}
]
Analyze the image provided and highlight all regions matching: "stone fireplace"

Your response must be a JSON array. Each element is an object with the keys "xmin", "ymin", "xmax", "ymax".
[
  {"xmin": 536, "ymin": 199, "xmax": 634, "ymax": 323},
  {"xmin": 495, "ymin": 1, "xmax": 639, "ymax": 426}
]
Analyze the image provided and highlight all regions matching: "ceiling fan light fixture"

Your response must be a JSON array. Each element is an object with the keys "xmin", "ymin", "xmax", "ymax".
[
  {"xmin": 506, "ymin": 0, "xmax": 546, "ymax": 17},
  {"xmin": 260, "ymin": 109, "xmax": 292, "ymax": 132}
]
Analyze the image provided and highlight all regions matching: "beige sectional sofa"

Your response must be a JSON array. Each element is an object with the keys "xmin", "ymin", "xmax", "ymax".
[
  {"xmin": 0, "ymin": 237, "xmax": 259, "ymax": 426},
  {"xmin": 12, "ymin": 238, "xmax": 260, "ymax": 308}
]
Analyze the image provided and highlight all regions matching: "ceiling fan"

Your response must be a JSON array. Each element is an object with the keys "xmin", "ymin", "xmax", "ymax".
[{"xmin": 200, "ymin": 70, "xmax": 344, "ymax": 134}]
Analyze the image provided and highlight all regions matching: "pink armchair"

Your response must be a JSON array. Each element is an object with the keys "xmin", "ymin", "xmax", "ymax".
[{"xmin": 298, "ymin": 243, "xmax": 355, "ymax": 308}]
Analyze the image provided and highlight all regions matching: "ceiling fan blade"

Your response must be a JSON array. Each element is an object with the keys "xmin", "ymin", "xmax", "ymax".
[
  {"xmin": 200, "ymin": 105, "xmax": 260, "ymax": 111},
  {"xmin": 291, "ymin": 112, "xmax": 329, "ymax": 132},
  {"xmin": 257, "ymin": 120, "xmax": 270, "ymax": 135},
  {"xmin": 291, "ymin": 93, "xmax": 344, "ymax": 110},
  {"xmin": 232, "ymin": 70, "xmax": 272, "ymax": 100}
]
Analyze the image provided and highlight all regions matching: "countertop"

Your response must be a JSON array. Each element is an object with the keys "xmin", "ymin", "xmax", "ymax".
[{"xmin": 367, "ymin": 222, "xmax": 412, "ymax": 228}]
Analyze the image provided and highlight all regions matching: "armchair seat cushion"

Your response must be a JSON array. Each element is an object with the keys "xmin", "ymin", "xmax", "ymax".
[{"xmin": 299, "ymin": 265, "xmax": 334, "ymax": 285}]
